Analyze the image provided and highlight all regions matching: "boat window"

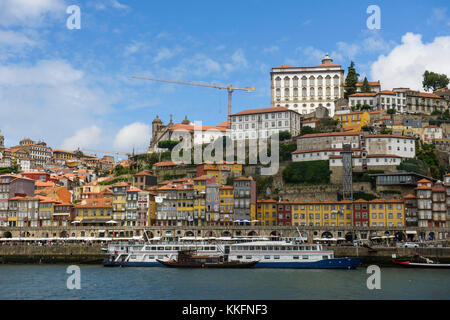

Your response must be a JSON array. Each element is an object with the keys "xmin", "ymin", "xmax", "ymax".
[
  {"xmin": 231, "ymin": 246, "xmax": 236, "ymax": 250},
  {"xmin": 293, "ymin": 256, "xmax": 299, "ymax": 260},
  {"xmin": 261, "ymin": 246, "xmax": 267, "ymax": 251},
  {"xmin": 293, "ymin": 246, "xmax": 299, "ymax": 250},
  {"xmin": 322, "ymin": 255, "xmax": 329, "ymax": 260},
  {"xmin": 157, "ymin": 247, "xmax": 164, "ymax": 250},
  {"xmin": 299, "ymin": 246, "xmax": 304, "ymax": 250},
  {"xmin": 246, "ymin": 256, "xmax": 252, "ymax": 259},
  {"xmin": 147, "ymin": 255, "xmax": 155, "ymax": 259},
  {"xmin": 157, "ymin": 255, "xmax": 164, "ymax": 259},
  {"xmin": 237, "ymin": 255, "xmax": 243, "ymax": 259},
  {"xmin": 273, "ymin": 246, "xmax": 279, "ymax": 251},
  {"xmin": 174, "ymin": 247, "xmax": 179, "ymax": 250},
  {"xmin": 243, "ymin": 246, "xmax": 249, "ymax": 250},
  {"xmin": 302, "ymin": 256, "xmax": 309, "ymax": 260},
  {"xmin": 274, "ymin": 255, "xmax": 280, "ymax": 259},
  {"xmin": 130, "ymin": 255, "xmax": 136, "ymax": 259},
  {"xmin": 264, "ymin": 256, "xmax": 270, "ymax": 259},
  {"xmin": 164, "ymin": 246, "xmax": 172, "ymax": 251},
  {"xmin": 249, "ymin": 246, "xmax": 255, "ymax": 250},
  {"xmin": 210, "ymin": 246, "xmax": 215, "ymax": 251},
  {"xmin": 279, "ymin": 246, "xmax": 286, "ymax": 250},
  {"xmin": 151, "ymin": 246, "xmax": 156, "ymax": 250}
]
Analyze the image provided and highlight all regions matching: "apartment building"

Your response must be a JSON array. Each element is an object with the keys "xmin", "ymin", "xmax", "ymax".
[
  {"xmin": 270, "ymin": 54, "xmax": 345, "ymax": 116},
  {"xmin": 230, "ymin": 107, "xmax": 301, "ymax": 140}
]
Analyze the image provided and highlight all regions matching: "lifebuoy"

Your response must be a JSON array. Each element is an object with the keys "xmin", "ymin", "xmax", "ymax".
[{"xmin": 201, "ymin": 263, "xmax": 205, "ymax": 268}]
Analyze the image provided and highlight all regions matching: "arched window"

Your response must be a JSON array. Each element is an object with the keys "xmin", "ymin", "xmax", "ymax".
[
  {"xmin": 276, "ymin": 88, "xmax": 281, "ymax": 97},
  {"xmin": 334, "ymin": 86, "xmax": 339, "ymax": 97},
  {"xmin": 294, "ymin": 104, "xmax": 298, "ymax": 109},
  {"xmin": 275, "ymin": 77, "xmax": 281, "ymax": 87},
  {"xmin": 302, "ymin": 87, "xmax": 307, "ymax": 97},
  {"xmin": 310, "ymin": 87, "xmax": 315, "ymax": 97},
  {"xmin": 326, "ymin": 87, "xmax": 331, "ymax": 96},
  {"xmin": 317, "ymin": 76, "xmax": 323, "ymax": 86},
  {"xmin": 302, "ymin": 76, "xmax": 307, "ymax": 86},
  {"xmin": 326, "ymin": 75, "xmax": 331, "ymax": 86},
  {"xmin": 293, "ymin": 76, "xmax": 299, "ymax": 87},
  {"xmin": 284, "ymin": 88, "xmax": 290, "ymax": 97},
  {"xmin": 333, "ymin": 75, "xmax": 339, "ymax": 86},
  {"xmin": 284, "ymin": 77, "xmax": 290, "ymax": 87},
  {"xmin": 293, "ymin": 88, "xmax": 298, "ymax": 97},
  {"xmin": 318, "ymin": 87, "xmax": 323, "ymax": 97},
  {"xmin": 309, "ymin": 76, "xmax": 315, "ymax": 86}
]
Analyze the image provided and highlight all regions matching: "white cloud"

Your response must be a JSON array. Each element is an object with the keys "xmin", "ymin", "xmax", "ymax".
[
  {"xmin": 0, "ymin": 30, "xmax": 35, "ymax": 47},
  {"xmin": 62, "ymin": 126, "xmax": 102, "ymax": 150},
  {"xmin": 427, "ymin": 8, "xmax": 448, "ymax": 25},
  {"xmin": 153, "ymin": 46, "xmax": 183, "ymax": 63},
  {"xmin": 224, "ymin": 49, "xmax": 248, "ymax": 72},
  {"xmin": 0, "ymin": 0, "xmax": 66, "ymax": 27},
  {"xmin": 113, "ymin": 122, "xmax": 151, "ymax": 150},
  {"xmin": 124, "ymin": 41, "xmax": 145, "ymax": 56},
  {"xmin": 0, "ymin": 59, "xmax": 115, "ymax": 149},
  {"xmin": 371, "ymin": 33, "xmax": 450, "ymax": 91},
  {"xmin": 111, "ymin": 0, "xmax": 129, "ymax": 10}
]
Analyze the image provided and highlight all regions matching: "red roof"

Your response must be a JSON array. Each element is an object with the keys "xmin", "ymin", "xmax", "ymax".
[
  {"xmin": 273, "ymin": 64, "xmax": 294, "ymax": 69},
  {"xmin": 231, "ymin": 107, "xmax": 292, "ymax": 116}
]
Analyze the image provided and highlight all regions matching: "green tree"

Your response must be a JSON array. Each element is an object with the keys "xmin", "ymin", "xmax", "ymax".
[
  {"xmin": 279, "ymin": 142, "xmax": 297, "ymax": 162},
  {"xmin": 114, "ymin": 164, "xmax": 129, "ymax": 176},
  {"xmin": 386, "ymin": 108, "xmax": 396, "ymax": 114},
  {"xmin": 380, "ymin": 127, "xmax": 393, "ymax": 134},
  {"xmin": 360, "ymin": 77, "xmax": 372, "ymax": 93},
  {"xmin": 282, "ymin": 161, "xmax": 331, "ymax": 184},
  {"xmin": 422, "ymin": 70, "xmax": 449, "ymax": 92},
  {"xmin": 278, "ymin": 130, "xmax": 292, "ymax": 141},
  {"xmin": 157, "ymin": 140, "xmax": 180, "ymax": 151},
  {"xmin": 344, "ymin": 61, "xmax": 360, "ymax": 99},
  {"xmin": 300, "ymin": 126, "xmax": 315, "ymax": 136}
]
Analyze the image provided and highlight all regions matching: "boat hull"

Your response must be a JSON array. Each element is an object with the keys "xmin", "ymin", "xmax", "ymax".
[
  {"xmin": 156, "ymin": 259, "xmax": 258, "ymax": 268},
  {"xmin": 253, "ymin": 257, "xmax": 361, "ymax": 269},
  {"xmin": 392, "ymin": 260, "xmax": 450, "ymax": 268}
]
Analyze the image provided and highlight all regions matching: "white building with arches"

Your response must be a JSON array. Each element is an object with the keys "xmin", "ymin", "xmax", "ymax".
[{"xmin": 270, "ymin": 54, "xmax": 345, "ymax": 116}]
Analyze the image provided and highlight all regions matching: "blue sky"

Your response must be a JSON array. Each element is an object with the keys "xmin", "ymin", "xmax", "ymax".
[{"xmin": 0, "ymin": 0, "xmax": 449, "ymax": 155}]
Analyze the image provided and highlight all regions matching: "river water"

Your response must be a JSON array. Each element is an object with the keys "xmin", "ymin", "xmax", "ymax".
[{"xmin": 0, "ymin": 265, "xmax": 448, "ymax": 300}]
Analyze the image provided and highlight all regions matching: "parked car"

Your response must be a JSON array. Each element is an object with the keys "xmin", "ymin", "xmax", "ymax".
[{"xmin": 401, "ymin": 242, "xmax": 419, "ymax": 248}]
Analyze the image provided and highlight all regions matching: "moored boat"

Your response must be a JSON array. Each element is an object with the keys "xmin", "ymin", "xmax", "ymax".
[
  {"xmin": 156, "ymin": 249, "xmax": 258, "ymax": 268},
  {"xmin": 103, "ymin": 236, "xmax": 361, "ymax": 269},
  {"xmin": 392, "ymin": 260, "xmax": 450, "ymax": 268}
]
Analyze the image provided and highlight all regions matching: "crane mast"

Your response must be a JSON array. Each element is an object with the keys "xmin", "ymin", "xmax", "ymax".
[{"xmin": 132, "ymin": 76, "xmax": 255, "ymax": 122}]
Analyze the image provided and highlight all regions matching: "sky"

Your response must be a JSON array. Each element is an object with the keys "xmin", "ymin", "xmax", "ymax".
[{"xmin": 0, "ymin": 0, "xmax": 449, "ymax": 156}]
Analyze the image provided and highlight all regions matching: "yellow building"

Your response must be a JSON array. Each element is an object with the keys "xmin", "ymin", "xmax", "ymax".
[
  {"xmin": 37, "ymin": 196, "xmax": 57, "ymax": 227},
  {"xmin": 52, "ymin": 149, "xmax": 76, "ymax": 161},
  {"xmin": 369, "ymin": 199, "xmax": 405, "ymax": 227},
  {"xmin": 111, "ymin": 182, "xmax": 128, "ymax": 225},
  {"xmin": 197, "ymin": 161, "xmax": 243, "ymax": 185},
  {"xmin": 219, "ymin": 185, "xmax": 234, "ymax": 225},
  {"xmin": 291, "ymin": 200, "xmax": 353, "ymax": 227},
  {"xmin": 176, "ymin": 182, "xmax": 194, "ymax": 227},
  {"xmin": 257, "ymin": 199, "xmax": 277, "ymax": 226},
  {"xmin": 74, "ymin": 198, "xmax": 113, "ymax": 226},
  {"xmin": 334, "ymin": 111, "xmax": 370, "ymax": 132},
  {"xmin": 193, "ymin": 176, "xmax": 210, "ymax": 226}
]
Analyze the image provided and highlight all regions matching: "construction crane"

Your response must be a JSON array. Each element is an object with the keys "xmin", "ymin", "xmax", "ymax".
[
  {"xmin": 80, "ymin": 148, "xmax": 131, "ymax": 162},
  {"xmin": 132, "ymin": 76, "xmax": 255, "ymax": 122}
]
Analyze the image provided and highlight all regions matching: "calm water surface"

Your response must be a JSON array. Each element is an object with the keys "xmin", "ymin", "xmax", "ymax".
[{"xmin": 0, "ymin": 265, "xmax": 449, "ymax": 300}]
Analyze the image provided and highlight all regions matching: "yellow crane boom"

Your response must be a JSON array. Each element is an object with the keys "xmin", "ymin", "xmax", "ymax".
[{"xmin": 132, "ymin": 75, "xmax": 255, "ymax": 122}]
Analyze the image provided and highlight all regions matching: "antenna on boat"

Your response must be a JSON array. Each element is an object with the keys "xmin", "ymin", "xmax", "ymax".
[{"xmin": 295, "ymin": 227, "xmax": 305, "ymax": 244}]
